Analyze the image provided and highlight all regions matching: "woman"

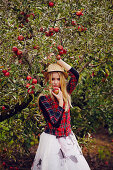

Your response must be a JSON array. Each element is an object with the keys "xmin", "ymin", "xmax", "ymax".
[{"xmin": 31, "ymin": 58, "xmax": 90, "ymax": 170}]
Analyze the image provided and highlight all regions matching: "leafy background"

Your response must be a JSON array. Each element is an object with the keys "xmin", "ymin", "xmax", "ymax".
[{"xmin": 0, "ymin": 0, "xmax": 113, "ymax": 166}]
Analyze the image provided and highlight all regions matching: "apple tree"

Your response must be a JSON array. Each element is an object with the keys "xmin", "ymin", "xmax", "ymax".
[{"xmin": 0, "ymin": 0, "xmax": 113, "ymax": 159}]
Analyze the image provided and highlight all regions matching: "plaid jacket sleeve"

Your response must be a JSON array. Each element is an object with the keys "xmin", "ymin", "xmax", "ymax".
[
  {"xmin": 39, "ymin": 96, "xmax": 64, "ymax": 128},
  {"xmin": 67, "ymin": 67, "xmax": 79, "ymax": 94}
]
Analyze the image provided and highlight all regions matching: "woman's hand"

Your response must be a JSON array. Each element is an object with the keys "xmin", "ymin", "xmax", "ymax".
[{"xmin": 52, "ymin": 87, "xmax": 63, "ymax": 107}]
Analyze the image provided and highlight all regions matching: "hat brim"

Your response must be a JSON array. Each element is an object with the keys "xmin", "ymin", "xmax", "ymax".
[{"xmin": 43, "ymin": 71, "xmax": 68, "ymax": 79}]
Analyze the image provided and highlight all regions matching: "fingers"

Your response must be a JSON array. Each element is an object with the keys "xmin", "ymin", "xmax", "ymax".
[{"xmin": 52, "ymin": 88, "xmax": 63, "ymax": 101}]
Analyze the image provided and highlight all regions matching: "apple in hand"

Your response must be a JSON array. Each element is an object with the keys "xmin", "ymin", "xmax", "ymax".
[{"xmin": 53, "ymin": 88, "xmax": 59, "ymax": 95}]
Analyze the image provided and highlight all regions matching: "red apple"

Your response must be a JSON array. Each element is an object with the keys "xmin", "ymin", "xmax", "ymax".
[
  {"xmin": 15, "ymin": 167, "xmax": 19, "ymax": 170},
  {"xmin": 56, "ymin": 55, "xmax": 61, "ymax": 60},
  {"xmin": 27, "ymin": 75, "xmax": 32, "ymax": 80},
  {"xmin": 33, "ymin": 45, "xmax": 39, "ymax": 49},
  {"xmin": 49, "ymin": 27, "xmax": 54, "ymax": 32},
  {"xmin": 2, "ymin": 106, "xmax": 5, "ymax": 110},
  {"xmin": 2, "ymin": 162, "xmax": 6, "ymax": 167},
  {"xmin": 25, "ymin": 18, "xmax": 29, "ymax": 22},
  {"xmin": 39, "ymin": 27, "xmax": 44, "ymax": 32},
  {"xmin": 105, "ymin": 161, "xmax": 108, "ymax": 165},
  {"xmin": 18, "ymin": 35, "xmax": 24, "ymax": 41},
  {"xmin": 26, "ymin": 14, "xmax": 30, "ymax": 18},
  {"xmin": 20, "ymin": 11, "xmax": 25, "ymax": 15},
  {"xmin": 57, "ymin": 45, "xmax": 63, "ymax": 51},
  {"xmin": 53, "ymin": 88, "xmax": 59, "ymax": 95},
  {"xmin": 31, "ymin": 85, "xmax": 35, "ymax": 89},
  {"xmin": 19, "ymin": 59, "xmax": 23, "ymax": 64},
  {"xmin": 2, "ymin": 70, "xmax": 8, "ymax": 74},
  {"xmin": 12, "ymin": 46, "xmax": 18, "ymax": 53},
  {"xmin": 76, "ymin": 11, "xmax": 83, "ymax": 16},
  {"xmin": 54, "ymin": 27, "xmax": 59, "ymax": 32},
  {"xmin": 27, "ymin": 89, "xmax": 34, "ymax": 94},
  {"xmin": 49, "ymin": 32, "xmax": 54, "ymax": 36},
  {"xmin": 26, "ymin": 83, "xmax": 30, "ymax": 88},
  {"xmin": 63, "ymin": 49, "xmax": 67, "ymax": 54},
  {"xmin": 45, "ymin": 31, "xmax": 50, "ymax": 36},
  {"xmin": 32, "ymin": 78, "xmax": 37, "ymax": 84},
  {"xmin": 59, "ymin": 50, "xmax": 64, "ymax": 55},
  {"xmin": 49, "ymin": 2, "xmax": 54, "ymax": 7},
  {"xmin": 30, "ymin": 13, "xmax": 35, "ymax": 17},
  {"xmin": 71, "ymin": 21, "xmax": 76, "ymax": 26},
  {"xmin": 4, "ymin": 72, "xmax": 10, "ymax": 77},
  {"xmin": 17, "ymin": 50, "xmax": 22, "ymax": 56}
]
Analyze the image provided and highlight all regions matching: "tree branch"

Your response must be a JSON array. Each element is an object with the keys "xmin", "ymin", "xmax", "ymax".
[{"xmin": 78, "ymin": 61, "xmax": 91, "ymax": 74}]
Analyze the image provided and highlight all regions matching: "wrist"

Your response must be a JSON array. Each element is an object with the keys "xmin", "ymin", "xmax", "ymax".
[{"xmin": 59, "ymin": 99, "xmax": 63, "ymax": 107}]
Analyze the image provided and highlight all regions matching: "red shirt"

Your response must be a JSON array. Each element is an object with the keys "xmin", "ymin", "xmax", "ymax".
[{"xmin": 39, "ymin": 67, "xmax": 79, "ymax": 137}]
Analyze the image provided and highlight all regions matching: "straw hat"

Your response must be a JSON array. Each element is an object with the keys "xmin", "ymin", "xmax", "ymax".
[{"xmin": 43, "ymin": 63, "xmax": 68, "ymax": 78}]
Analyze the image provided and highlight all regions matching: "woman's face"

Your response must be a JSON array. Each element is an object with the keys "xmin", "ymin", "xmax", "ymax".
[{"xmin": 51, "ymin": 72, "xmax": 61, "ymax": 88}]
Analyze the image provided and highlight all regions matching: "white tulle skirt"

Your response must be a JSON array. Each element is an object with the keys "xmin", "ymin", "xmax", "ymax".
[{"xmin": 31, "ymin": 131, "xmax": 90, "ymax": 170}]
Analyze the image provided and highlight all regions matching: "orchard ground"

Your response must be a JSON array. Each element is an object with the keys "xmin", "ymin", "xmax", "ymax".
[{"xmin": 0, "ymin": 127, "xmax": 113, "ymax": 170}]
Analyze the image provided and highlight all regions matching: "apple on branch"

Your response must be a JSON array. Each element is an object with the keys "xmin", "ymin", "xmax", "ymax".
[
  {"xmin": 17, "ymin": 50, "xmax": 23, "ymax": 56},
  {"xmin": 26, "ymin": 83, "xmax": 31, "ymax": 88},
  {"xmin": 12, "ymin": 46, "xmax": 18, "ymax": 53},
  {"xmin": 2, "ymin": 106, "xmax": 6, "ymax": 110},
  {"xmin": 49, "ymin": 27, "xmax": 54, "ymax": 32},
  {"xmin": 4, "ymin": 72, "xmax": 10, "ymax": 77},
  {"xmin": 56, "ymin": 55, "xmax": 61, "ymax": 60},
  {"xmin": 76, "ymin": 10, "xmax": 83, "ymax": 16},
  {"xmin": 27, "ymin": 75, "xmax": 32, "ymax": 80},
  {"xmin": 18, "ymin": 35, "xmax": 24, "ymax": 41},
  {"xmin": 32, "ymin": 78, "xmax": 37, "ymax": 84},
  {"xmin": 49, "ymin": 2, "xmax": 54, "ymax": 7},
  {"xmin": 54, "ymin": 27, "xmax": 59, "ymax": 32},
  {"xmin": 33, "ymin": 45, "xmax": 40, "ymax": 49},
  {"xmin": 2, "ymin": 70, "xmax": 8, "ymax": 74},
  {"xmin": 57, "ymin": 45, "xmax": 63, "ymax": 51}
]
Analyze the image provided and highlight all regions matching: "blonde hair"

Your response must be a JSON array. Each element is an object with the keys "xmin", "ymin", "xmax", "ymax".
[{"xmin": 38, "ymin": 72, "xmax": 72, "ymax": 112}]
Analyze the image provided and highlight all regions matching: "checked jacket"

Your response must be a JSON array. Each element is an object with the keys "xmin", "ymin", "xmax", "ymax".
[{"xmin": 39, "ymin": 67, "xmax": 79, "ymax": 137}]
